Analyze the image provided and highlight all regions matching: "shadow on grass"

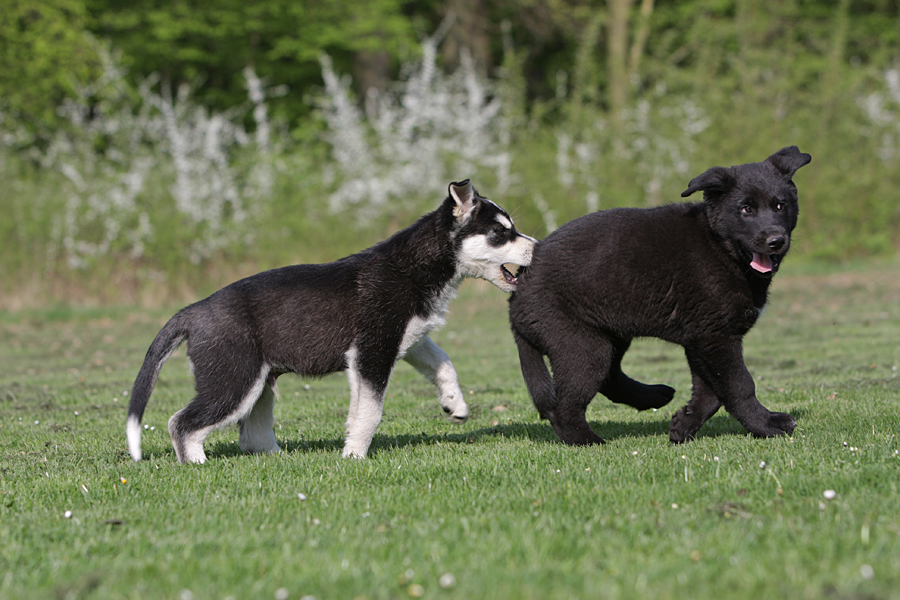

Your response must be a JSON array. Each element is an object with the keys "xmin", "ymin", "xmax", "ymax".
[{"xmin": 185, "ymin": 407, "xmax": 812, "ymax": 461}]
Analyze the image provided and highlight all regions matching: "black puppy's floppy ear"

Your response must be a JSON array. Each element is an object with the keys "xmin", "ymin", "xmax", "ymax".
[
  {"xmin": 450, "ymin": 179, "xmax": 479, "ymax": 221},
  {"xmin": 681, "ymin": 166, "xmax": 735, "ymax": 199},
  {"xmin": 767, "ymin": 146, "xmax": 812, "ymax": 178}
]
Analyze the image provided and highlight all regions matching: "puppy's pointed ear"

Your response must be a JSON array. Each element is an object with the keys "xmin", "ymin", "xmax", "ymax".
[
  {"xmin": 681, "ymin": 166, "xmax": 735, "ymax": 199},
  {"xmin": 767, "ymin": 146, "xmax": 812, "ymax": 178},
  {"xmin": 450, "ymin": 179, "xmax": 478, "ymax": 221}
]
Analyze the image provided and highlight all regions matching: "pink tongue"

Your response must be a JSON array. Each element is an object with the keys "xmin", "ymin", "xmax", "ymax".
[{"xmin": 751, "ymin": 252, "xmax": 773, "ymax": 273}]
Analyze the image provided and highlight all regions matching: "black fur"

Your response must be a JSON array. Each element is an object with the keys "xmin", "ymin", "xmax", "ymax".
[
  {"xmin": 128, "ymin": 180, "xmax": 535, "ymax": 462},
  {"xmin": 508, "ymin": 146, "xmax": 811, "ymax": 445}
]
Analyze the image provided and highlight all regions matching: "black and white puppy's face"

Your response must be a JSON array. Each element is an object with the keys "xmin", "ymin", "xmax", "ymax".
[
  {"xmin": 449, "ymin": 180, "xmax": 537, "ymax": 292},
  {"xmin": 682, "ymin": 146, "xmax": 811, "ymax": 276}
]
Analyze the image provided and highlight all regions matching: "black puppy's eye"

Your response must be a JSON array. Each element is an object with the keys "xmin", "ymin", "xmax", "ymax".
[
  {"xmin": 740, "ymin": 205, "xmax": 753, "ymax": 215},
  {"xmin": 774, "ymin": 202, "xmax": 785, "ymax": 212}
]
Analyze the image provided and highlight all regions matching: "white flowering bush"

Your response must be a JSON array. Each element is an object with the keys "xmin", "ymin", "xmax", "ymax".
[
  {"xmin": 614, "ymin": 90, "xmax": 710, "ymax": 206},
  {"xmin": 318, "ymin": 25, "xmax": 509, "ymax": 218},
  {"xmin": 861, "ymin": 68, "xmax": 900, "ymax": 162},
  {"xmin": 554, "ymin": 82, "xmax": 710, "ymax": 215},
  {"xmin": 31, "ymin": 47, "xmax": 278, "ymax": 268}
]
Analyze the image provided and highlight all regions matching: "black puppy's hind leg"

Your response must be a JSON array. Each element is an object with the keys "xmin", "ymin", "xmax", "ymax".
[
  {"xmin": 601, "ymin": 338, "xmax": 675, "ymax": 411},
  {"xmin": 512, "ymin": 328, "xmax": 557, "ymax": 421},
  {"xmin": 544, "ymin": 334, "xmax": 613, "ymax": 446}
]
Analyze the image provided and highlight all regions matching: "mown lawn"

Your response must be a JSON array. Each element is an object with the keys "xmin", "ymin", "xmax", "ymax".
[{"xmin": 1, "ymin": 260, "xmax": 899, "ymax": 600}]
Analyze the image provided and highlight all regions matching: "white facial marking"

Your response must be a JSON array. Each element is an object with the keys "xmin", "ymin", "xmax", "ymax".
[
  {"xmin": 495, "ymin": 213, "xmax": 513, "ymax": 229},
  {"xmin": 458, "ymin": 232, "xmax": 535, "ymax": 292}
]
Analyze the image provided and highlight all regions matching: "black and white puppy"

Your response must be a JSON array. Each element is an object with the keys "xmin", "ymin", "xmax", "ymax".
[
  {"xmin": 127, "ymin": 180, "xmax": 536, "ymax": 463},
  {"xmin": 508, "ymin": 147, "xmax": 811, "ymax": 445}
]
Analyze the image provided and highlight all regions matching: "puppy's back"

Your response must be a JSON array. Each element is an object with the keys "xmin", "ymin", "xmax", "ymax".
[{"xmin": 513, "ymin": 203, "xmax": 734, "ymax": 340}]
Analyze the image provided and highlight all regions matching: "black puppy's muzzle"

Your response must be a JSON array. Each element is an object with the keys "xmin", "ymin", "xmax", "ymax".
[{"xmin": 766, "ymin": 234, "xmax": 787, "ymax": 253}]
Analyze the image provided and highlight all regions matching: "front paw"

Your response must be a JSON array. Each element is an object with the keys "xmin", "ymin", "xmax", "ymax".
[
  {"xmin": 763, "ymin": 411, "xmax": 796, "ymax": 437},
  {"xmin": 669, "ymin": 408, "xmax": 701, "ymax": 444},
  {"xmin": 442, "ymin": 402, "xmax": 469, "ymax": 423}
]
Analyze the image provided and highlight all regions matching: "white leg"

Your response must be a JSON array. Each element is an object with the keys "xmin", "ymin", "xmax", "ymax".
[
  {"xmin": 168, "ymin": 413, "xmax": 213, "ymax": 464},
  {"xmin": 342, "ymin": 347, "xmax": 386, "ymax": 458},
  {"xmin": 403, "ymin": 336, "xmax": 469, "ymax": 423},
  {"xmin": 168, "ymin": 364, "xmax": 270, "ymax": 464},
  {"xmin": 239, "ymin": 380, "xmax": 282, "ymax": 454}
]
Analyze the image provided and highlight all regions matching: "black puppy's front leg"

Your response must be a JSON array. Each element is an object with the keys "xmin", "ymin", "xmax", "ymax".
[{"xmin": 683, "ymin": 340, "xmax": 795, "ymax": 439}]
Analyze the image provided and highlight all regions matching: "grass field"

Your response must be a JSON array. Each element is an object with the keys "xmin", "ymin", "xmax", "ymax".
[{"xmin": 1, "ymin": 260, "xmax": 899, "ymax": 600}]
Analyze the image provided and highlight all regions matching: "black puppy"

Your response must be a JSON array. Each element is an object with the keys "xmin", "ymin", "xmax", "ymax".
[{"xmin": 508, "ymin": 146, "xmax": 811, "ymax": 445}]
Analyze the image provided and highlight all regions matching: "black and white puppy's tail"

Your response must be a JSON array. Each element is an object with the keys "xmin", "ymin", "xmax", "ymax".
[
  {"xmin": 511, "ymin": 326, "xmax": 557, "ymax": 421},
  {"xmin": 126, "ymin": 311, "xmax": 190, "ymax": 461}
]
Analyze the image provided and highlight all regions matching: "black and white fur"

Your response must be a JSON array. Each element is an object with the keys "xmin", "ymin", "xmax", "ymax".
[{"xmin": 127, "ymin": 181, "xmax": 536, "ymax": 463}]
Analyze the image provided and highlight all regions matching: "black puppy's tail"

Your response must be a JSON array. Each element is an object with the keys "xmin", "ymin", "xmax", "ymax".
[
  {"xmin": 126, "ymin": 310, "xmax": 191, "ymax": 461},
  {"xmin": 512, "ymin": 327, "xmax": 557, "ymax": 420}
]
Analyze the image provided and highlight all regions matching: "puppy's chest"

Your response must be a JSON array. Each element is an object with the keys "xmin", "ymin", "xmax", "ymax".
[{"xmin": 397, "ymin": 283, "xmax": 459, "ymax": 356}]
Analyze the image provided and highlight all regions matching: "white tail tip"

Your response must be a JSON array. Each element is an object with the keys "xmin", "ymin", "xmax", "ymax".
[{"xmin": 126, "ymin": 415, "xmax": 142, "ymax": 461}]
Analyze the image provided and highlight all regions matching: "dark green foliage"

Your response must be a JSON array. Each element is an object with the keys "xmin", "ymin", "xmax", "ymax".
[
  {"xmin": 0, "ymin": 0, "xmax": 104, "ymax": 135},
  {"xmin": 83, "ymin": 0, "xmax": 421, "ymax": 125}
]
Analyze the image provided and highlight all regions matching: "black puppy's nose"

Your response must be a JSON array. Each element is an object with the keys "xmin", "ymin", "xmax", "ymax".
[{"xmin": 767, "ymin": 235, "xmax": 786, "ymax": 252}]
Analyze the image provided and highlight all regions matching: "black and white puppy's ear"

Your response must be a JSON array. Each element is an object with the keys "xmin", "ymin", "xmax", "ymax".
[
  {"xmin": 681, "ymin": 166, "xmax": 735, "ymax": 201},
  {"xmin": 450, "ymin": 179, "xmax": 479, "ymax": 223},
  {"xmin": 766, "ymin": 146, "xmax": 812, "ymax": 178}
]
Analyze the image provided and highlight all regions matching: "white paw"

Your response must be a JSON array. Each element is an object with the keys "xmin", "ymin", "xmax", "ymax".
[{"xmin": 443, "ymin": 399, "xmax": 469, "ymax": 423}]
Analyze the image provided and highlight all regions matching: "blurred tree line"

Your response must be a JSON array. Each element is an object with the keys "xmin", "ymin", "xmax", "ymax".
[
  {"xmin": 2, "ymin": 0, "xmax": 900, "ymax": 308},
  {"xmin": 4, "ymin": 0, "xmax": 898, "ymax": 139}
]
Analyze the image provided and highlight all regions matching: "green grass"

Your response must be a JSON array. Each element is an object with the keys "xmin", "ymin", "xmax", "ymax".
[{"xmin": 2, "ymin": 261, "xmax": 899, "ymax": 600}]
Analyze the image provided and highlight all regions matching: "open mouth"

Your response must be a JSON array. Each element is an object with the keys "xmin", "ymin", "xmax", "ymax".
[
  {"xmin": 501, "ymin": 264, "xmax": 519, "ymax": 286},
  {"xmin": 750, "ymin": 252, "xmax": 782, "ymax": 274}
]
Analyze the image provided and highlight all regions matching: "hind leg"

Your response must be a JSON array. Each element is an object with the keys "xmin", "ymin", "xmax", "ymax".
[
  {"xmin": 600, "ymin": 337, "xmax": 676, "ymax": 410},
  {"xmin": 239, "ymin": 374, "xmax": 282, "ymax": 455},
  {"xmin": 545, "ymin": 335, "xmax": 613, "ymax": 446},
  {"xmin": 169, "ymin": 360, "xmax": 271, "ymax": 464},
  {"xmin": 403, "ymin": 336, "xmax": 468, "ymax": 423}
]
